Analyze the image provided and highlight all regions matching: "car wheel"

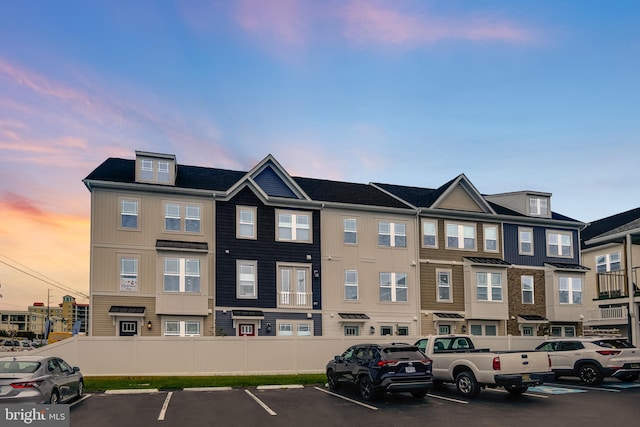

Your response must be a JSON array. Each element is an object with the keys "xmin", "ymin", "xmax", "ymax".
[
  {"xmin": 411, "ymin": 390, "xmax": 428, "ymax": 399},
  {"xmin": 455, "ymin": 371, "xmax": 480, "ymax": 398},
  {"xmin": 578, "ymin": 364, "xmax": 604, "ymax": 385},
  {"xmin": 49, "ymin": 390, "xmax": 60, "ymax": 404},
  {"xmin": 617, "ymin": 374, "xmax": 639, "ymax": 383},
  {"xmin": 505, "ymin": 385, "xmax": 528, "ymax": 395},
  {"xmin": 359, "ymin": 376, "xmax": 377, "ymax": 401},
  {"xmin": 77, "ymin": 380, "xmax": 84, "ymax": 399},
  {"xmin": 327, "ymin": 370, "xmax": 340, "ymax": 391}
]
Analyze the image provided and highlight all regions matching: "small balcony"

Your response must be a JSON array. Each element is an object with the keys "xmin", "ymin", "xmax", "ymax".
[
  {"xmin": 279, "ymin": 291, "xmax": 313, "ymax": 308},
  {"xmin": 585, "ymin": 306, "xmax": 628, "ymax": 326},
  {"xmin": 596, "ymin": 267, "xmax": 640, "ymax": 299}
]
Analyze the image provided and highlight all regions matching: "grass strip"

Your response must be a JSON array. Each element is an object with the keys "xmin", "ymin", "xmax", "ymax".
[{"xmin": 85, "ymin": 374, "xmax": 326, "ymax": 392}]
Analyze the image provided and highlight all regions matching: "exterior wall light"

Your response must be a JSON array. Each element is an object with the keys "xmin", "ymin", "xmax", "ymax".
[{"xmin": 147, "ymin": 320, "xmax": 152, "ymax": 330}]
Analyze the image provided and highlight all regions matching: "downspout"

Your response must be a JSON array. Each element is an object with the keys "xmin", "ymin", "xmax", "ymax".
[{"xmin": 626, "ymin": 234, "xmax": 637, "ymax": 345}]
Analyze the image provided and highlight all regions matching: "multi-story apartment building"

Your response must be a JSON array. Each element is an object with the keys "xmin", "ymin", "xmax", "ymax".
[
  {"xmin": 581, "ymin": 208, "xmax": 640, "ymax": 345},
  {"xmin": 85, "ymin": 150, "xmax": 586, "ymax": 338}
]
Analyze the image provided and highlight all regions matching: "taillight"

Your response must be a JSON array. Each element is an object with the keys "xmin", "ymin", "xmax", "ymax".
[
  {"xmin": 420, "ymin": 359, "xmax": 432, "ymax": 366},
  {"xmin": 10, "ymin": 380, "xmax": 44, "ymax": 389},
  {"xmin": 377, "ymin": 360, "xmax": 399, "ymax": 367},
  {"xmin": 493, "ymin": 356, "xmax": 501, "ymax": 370},
  {"xmin": 596, "ymin": 350, "xmax": 621, "ymax": 356}
]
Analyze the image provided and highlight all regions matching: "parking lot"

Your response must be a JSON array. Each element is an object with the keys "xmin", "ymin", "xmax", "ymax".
[{"xmin": 70, "ymin": 379, "xmax": 640, "ymax": 427}]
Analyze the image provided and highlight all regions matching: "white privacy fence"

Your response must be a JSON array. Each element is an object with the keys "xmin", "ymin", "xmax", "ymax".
[{"xmin": 27, "ymin": 335, "xmax": 547, "ymax": 376}]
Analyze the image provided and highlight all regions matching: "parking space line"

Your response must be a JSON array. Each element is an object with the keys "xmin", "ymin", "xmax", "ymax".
[
  {"xmin": 426, "ymin": 393, "xmax": 468, "ymax": 404},
  {"xmin": 484, "ymin": 388, "xmax": 549, "ymax": 399},
  {"xmin": 70, "ymin": 394, "xmax": 92, "ymax": 407},
  {"xmin": 545, "ymin": 383, "xmax": 620, "ymax": 393},
  {"xmin": 313, "ymin": 387, "xmax": 378, "ymax": 410},
  {"xmin": 245, "ymin": 389, "xmax": 277, "ymax": 416},
  {"xmin": 158, "ymin": 391, "xmax": 172, "ymax": 421}
]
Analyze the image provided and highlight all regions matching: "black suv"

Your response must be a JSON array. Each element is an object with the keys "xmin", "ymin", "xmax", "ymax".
[{"xmin": 326, "ymin": 343, "xmax": 432, "ymax": 401}]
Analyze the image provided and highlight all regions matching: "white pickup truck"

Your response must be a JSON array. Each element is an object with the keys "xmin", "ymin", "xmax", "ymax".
[{"xmin": 415, "ymin": 335, "xmax": 552, "ymax": 397}]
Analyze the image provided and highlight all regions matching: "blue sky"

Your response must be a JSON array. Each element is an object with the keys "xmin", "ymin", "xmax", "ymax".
[{"xmin": 0, "ymin": 0, "xmax": 638, "ymax": 310}]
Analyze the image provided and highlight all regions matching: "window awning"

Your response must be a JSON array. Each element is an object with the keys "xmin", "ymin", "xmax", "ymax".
[
  {"xmin": 156, "ymin": 240, "xmax": 209, "ymax": 252},
  {"xmin": 433, "ymin": 312, "xmax": 465, "ymax": 322},
  {"xmin": 108, "ymin": 306, "xmax": 146, "ymax": 317},
  {"xmin": 464, "ymin": 257, "xmax": 511, "ymax": 266},
  {"xmin": 544, "ymin": 262, "xmax": 590, "ymax": 271},
  {"xmin": 231, "ymin": 310, "xmax": 264, "ymax": 320},
  {"xmin": 517, "ymin": 314, "xmax": 548, "ymax": 324},
  {"xmin": 338, "ymin": 313, "xmax": 369, "ymax": 322}
]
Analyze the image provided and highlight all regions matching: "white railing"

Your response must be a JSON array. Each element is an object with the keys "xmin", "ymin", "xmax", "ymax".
[
  {"xmin": 279, "ymin": 292, "xmax": 312, "ymax": 308},
  {"xmin": 586, "ymin": 306, "xmax": 628, "ymax": 322}
]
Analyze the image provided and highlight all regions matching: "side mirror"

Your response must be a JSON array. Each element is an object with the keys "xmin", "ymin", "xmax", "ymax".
[
  {"xmin": 334, "ymin": 355, "xmax": 344, "ymax": 363},
  {"xmin": 72, "ymin": 367, "xmax": 80, "ymax": 373}
]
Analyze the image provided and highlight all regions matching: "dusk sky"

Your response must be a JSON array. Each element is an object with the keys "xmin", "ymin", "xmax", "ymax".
[{"xmin": 1, "ymin": 1, "xmax": 638, "ymax": 311}]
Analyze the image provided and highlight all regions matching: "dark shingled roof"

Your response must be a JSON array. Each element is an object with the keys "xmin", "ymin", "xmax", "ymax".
[
  {"xmin": 373, "ymin": 181, "xmax": 448, "ymax": 208},
  {"xmin": 231, "ymin": 310, "xmax": 264, "ymax": 317},
  {"xmin": 108, "ymin": 306, "xmax": 145, "ymax": 314},
  {"xmin": 464, "ymin": 257, "xmax": 511, "ymax": 266},
  {"xmin": 518, "ymin": 314, "xmax": 548, "ymax": 321},
  {"xmin": 545, "ymin": 262, "xmax": 590, "ymax": 271},
  {"xmin": 433, "ymin": 312, "xmax": 464, "ymax": 319},
  {"xmin": 294, "ymin": 177, "xmax": 410, "ymax": 208},
  {"xmin": 338, "ymin": 313, "xmax": 370, "ymax": 320},
  {"xmin": 581, "ymin": 207, "xmax": 640, "ymax": 248}
]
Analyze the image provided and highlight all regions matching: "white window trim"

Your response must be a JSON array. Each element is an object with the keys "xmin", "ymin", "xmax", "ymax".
[
  {"xmin": 276, "ymin": 320, "xmax": 313, "ymax": 336},
  {"xmin": 343, "ymin": 218, "xmax": 358, "ymax": 245},
  {"xmin": 344, "ymin": 325, "xmax": 360, "ymax": 336},
  {"xmin": 163, "ymin": 258, "xmax": 201, "ymax": 293},
  {"xmin": 277, "ymin": 263, "xmax": 312, "ymax": 308},
  {"xmin": 422, "ymin": 219, "xmax": 438, "ymax": 248},
  {"xmin": 119, "ymin": 255, "xmax": 139, "ymax": 292},
  {"xmin": 483, "ymin": 224, "xmax": 499, "ymax": 253},
  {"xmin": 436, "ymin": 268, "xmax": 452, "ymax": 303},
  {"xmin": 378, "ymin": 221, "xmax": 407, "ymax": 248},
  {"xmin": 237, "ymin": 260, "xmax": 258, "ymax": 299},
  {"xmin": 476, "ymin": 271, "xmax": 503, "ymax": 302},
  {"xmin": 518, "ymin": 227, "xmax": 534, "ymax": 256},
  {"xmin": 521, "ymin": 275, "xmax": 534, "ymax": 304},
  {"xmin": 119, "ymin": 198, "xmax": 140, "ymax": 230},
  {"xmin": 344, "ymin": 269, "xmax": 358, "ymax": 301},
  {"xmin": 558, "ymin": 276, "xmax": 582, "ymax": 305},
  {"xmin": 469, "ymin": 322, "xmax": 498, "ymax": 336},
  {"xmin": 529, "ymin": 196, "xmax": 549, "ymax": 216},
  {"xmin": 596, "ymin": 252, "xmax": 622, "ymax": 273},
  {"xmin": 163, "ymin": 319, "xmax": 202, "ymax": 337},
  {"xmin": 546, "ymin": 230, "xmax": 573, "ymax": 258},
  {"xmin": 379, "ymin": 272, "xmax": 409, "ymax": 303},
  {"xmin": 276, "ymin": 210, "xmax": 312, "ymax": 243},
  {"xmin": 237, "ymin": 206, "xmax": 257, "ymax": 240},
  {"xmin": 445, "ymin": 221, "xmax": 477, "ymax": 251},
  {"xmin": 163, "ymin": 201, "xmax": 202, "ymax": 234}
]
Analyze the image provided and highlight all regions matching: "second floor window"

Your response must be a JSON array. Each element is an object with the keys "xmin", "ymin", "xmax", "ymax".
[
  {"xmin": 165, "ymin": 204, "xmax": 181, "ymax": 231},
  {"xmin": 120, "ymin": 258, "xmax": 138, "ymax": 292},
  {"xmin": 519, "ymin": 228, "xmax": 533, "ymax": 255},
  {"xmin": 559, "ymin": 276, "xmax": 582, "ymax": 304},
  {"xmin": 277, "ymin": 211, "xmax": 311, "ymax": 242},
  {"xmin": 446, "ymin": 223, "xmax": 476, "ymax": 250},
  {"xmin": 120, "ymin": 199, "xmax": 138, "ymax": 229},
  {"xmin": 484, "ymin": 225, "xmax": 498, "ymax": 252},
  {"xmin": 596, "ymin": 252, "xmax": 621, "ymax": 273},
  {"xmin": 237, "ymin": 261, "xmax": 257, "ymax": 299},
  {"xmin": 163, "ymin": 258, "xmax": 201, "ymax": 293},
  {"xmin": 344, "ymin": 270, "xmax": 358, "ymax": 301},
  {"xmin": 379, "ymin": 272, "xmax": 408, "ymax": 302},
  {"xmin": 278, "ymin": 265, "xmax": 311, "ymax": 308},
  {"xmin": 437, "ymin": 270, "xmax": 451, "ymax": 302},
  {"xmin": 378, "ymin": 222, "xmax": 407, "ymax": 248},
  {"xmin": 547, "ymin": 231, "xmax": 572, "ymax": 258},
  {"xmin": 164, "ymin": 203, "xmax": 201, "ymax": 233},
  {"xmin": 521, "ymin": 276, "xmax": 534, "ymax": 304},
  {"xmin": 476, "ymin": 272, "xmax": 502, "ymax": 302},
  {"xmin": 344, "ymin": 218, "xmax": 357, "ymax": 244},
  {"xmin": 422, "ymin": 220, "xmax": 437, "ymax": 248}
]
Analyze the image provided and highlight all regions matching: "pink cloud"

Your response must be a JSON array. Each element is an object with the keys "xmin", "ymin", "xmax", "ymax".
[
  {"xmin": 233, "ymin": 0, "xmax": 311, "ymax": 47},
  {"xmin": 0, "ymin": 191, "xmax": 59, "ymax": 226}
]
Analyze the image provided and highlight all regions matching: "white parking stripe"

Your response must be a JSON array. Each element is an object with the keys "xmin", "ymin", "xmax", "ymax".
[
  {"xmin": 426, "ymin": 393, "xmax": 469, "ymax": 404},
  {"xmin": 158, "ymin": 391, "xmax": 172, "ymax": 421},
  {"xmin": 245, "ymin": 389, "xmax": 277, "ymax": 416},
  {"xmin": 313, "ymin": 387, "xmax": 378, "ymax": 410},
  {"xmin": 545, "ymin": 383, "xmax": 620, "ymax": 393}
]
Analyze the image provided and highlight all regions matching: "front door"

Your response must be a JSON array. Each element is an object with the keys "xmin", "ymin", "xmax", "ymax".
[
  {"xmin": 119, "ymin": 321, "xmax": 137, "ymax": 336},
  {"xmin": 239, "ymin": 324, "xmax": 255, "ymax": 336}
]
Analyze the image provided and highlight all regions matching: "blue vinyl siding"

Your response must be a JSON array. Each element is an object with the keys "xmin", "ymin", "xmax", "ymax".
[
  {"xmin": 254, "ymin": 167, "xmax": 298, "ymax": 198},
  {"xmin": 502, "ymin": 223, "xmax": 580, "ymax": 266}
]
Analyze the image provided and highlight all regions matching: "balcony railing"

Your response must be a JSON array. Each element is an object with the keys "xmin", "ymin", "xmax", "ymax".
[
  {"xmin": 279, "ymin": 291, "xmax": 312, "ymax": 308},
  {"xmin": 586, "ymin": 306, "xmax": 628, "ymax": 322},
  {"xmin": 596, "ymin": 267, "xmax": 639, "ymax": 299}
]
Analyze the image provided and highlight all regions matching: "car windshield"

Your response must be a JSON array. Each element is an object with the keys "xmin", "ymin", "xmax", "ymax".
[
  {"xmin": 594, "ymin": 339, "xmax": 635, "ymax": 349},
  {"xmin": 0, "ymin": 360, "xmax": 40, "ymax": 374},
  {"xmin": 382, "ymin": 347, "xmax": 423, "ymax": 360}
]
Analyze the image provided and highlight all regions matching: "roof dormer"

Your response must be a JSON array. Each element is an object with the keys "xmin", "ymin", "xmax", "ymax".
[
  {"xmin": 135, "ymin": 151, "xmax": 176, "ymax": 185},
  {"xmin": 485, "ymin": 191, "xmax": 552, "ymax": 218}
]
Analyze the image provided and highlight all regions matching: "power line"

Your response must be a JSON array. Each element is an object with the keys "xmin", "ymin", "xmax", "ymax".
[{"xmin": 0, "ymin": 254, "xmax": 89, "ymax": 300}]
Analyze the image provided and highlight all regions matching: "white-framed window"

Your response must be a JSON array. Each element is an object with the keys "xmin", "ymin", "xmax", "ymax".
[
  {"xmin": 596, "ymin": 252, "xmax": 621, "ymax": 273},
  {"xmin": 344, "ymin": 218, "xmax": 357, "ymax": 244},
  {"xmin": 164, "ymin": 202, "xmax": 201, "ymax": 233},
  {"xmin": 522, "ymin": 326, "xmax": 534, "ymax": 336},
  {"xmin": 422, "ymin": 220, "xmax": 437, "ymax": 248},
  {"xmin": 344, "ymin": 325, "xmax": 359, "ymax": 336},
  {"xmin": 164, "ymin": 320, "xmax": 201, "ymax": 336},
  {"xmin": 379, "ymin": 272, "xmax": 408, "ymax": 302},
  {"xmin": 476, "ymin": 272, "xmax": 502, "ymax": 302},
  {"xmin": 237, "ymin": 206, "xmax": 256, "ymax": 239},
  {"xmin": 277, "ymin": 321, "xmax": 312, "ymax": 336},
  {"xmin": 163, "ymin": 258, "xmax": 201, "ymax": 293},
  {"xmin": 120, "ymin": 257, "xmax": 138, "ymax": 292},
  {"xmin": 237, "ymin": 260, "xmax": 257, "ymax": 299},
  {"xmin": 378, "ymin": 222, "xmax": 407, "ymax": 248},
  {"xmin": 438, "ymin": 325, "xmax": 451, "ymax": 334},
  {"xmin": 277, "ymin": 211, "xmax": 311, "ymax": 242},
  {"xmin": 529, "ymin": 197, "xmax": 549, "ymax": 216},
  {"xmin": 446, "ymin": 222, "xmax": 476, "ymax": 250},
  {"xmin": 483, "ymin": 225, "xmax": 498, "ymax": 252},
  {"xmin": 436, "ymin": 269, "xmax": 452, "ymax": 302},
  {"xmin": 344, "ymin": 270, "xmax": 358, "ymax": 301},
  {"xmin": 140, "ymin": 159, "xmax": 154, "ymax": 180},
  {"xmin": 397, "ymin": 326, "xmax": 409, "ymax": 336},
  {"xmin": 120, "ymin": 199, "xmax": 139, "ymax": 229},
  {"xmin": 278, "ymin": 264, "xmax": 311, "ymax": 308},
  {"xmin": 470, "ymin": 323, "xmax": 498, "ymax": 336},
  {"xmin": 521, "ymin": 276, "xmax": 534, "ymax": 304},
  {"xmin": 519, "ymin": 228, "xmax": 533, "ymax": 255},
  {"xmin": 551, "ymin": 325, "xmax": 575, "ymax": 337},
  {"xmin": 547, "ymin": 230, "xmax": 573, "ymax": 258},
  {"xmin": 157, "ymin": 161, "xmax": 170, "ymax": 182},
  {"xmin": 559, "ymin": 276, "xmax": 582, "ymax": 304}
]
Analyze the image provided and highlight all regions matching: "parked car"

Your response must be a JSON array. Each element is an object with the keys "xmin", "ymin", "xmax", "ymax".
[
  {"xmin": 0, "ymin": 340, "xmax": 21, "ymax": 352},
  {"xmin": 0, "ymin": 355, "xmax": 84, "ymax": 403},
  {"xmin": 535, "ymin": 337, "xmax": 640, "ymax": 385},
  {"xmin": 415, "ymin": 335, "xmax": 552, "ymax": 397},
  {"xmin": 326, "ymin": 343, "xmax": 432, "ymax": 401}
]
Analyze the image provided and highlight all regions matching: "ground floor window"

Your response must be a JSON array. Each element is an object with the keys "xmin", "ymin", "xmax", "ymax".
[
  {"xmin": 522, "ymin": 326, "xmax": 534, "ymax": 336},
  {"xmin": 470, "ymin": 323, "xmax": 497, "ymax": 336},
  {"xmin": 277, "ymin": 321, "xmax": 313, "ymax": 336},
  {"xmin": 163, "ymin": 319, "xmax": 202, "ymax": 336},
  {"xmin": 551, "ymin": 325, "xmax": 575, "ymax": 337},
  {"xmin": 397, "ymin": 326, "xmax": 409, "ymax": 336},
  {"xmin": 438, "ymin": 324, "xmax": 451, "ymax": 334},
  {"xmin": 381, "ymin": 326, "xmax": 393, "ymax": 336}
]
